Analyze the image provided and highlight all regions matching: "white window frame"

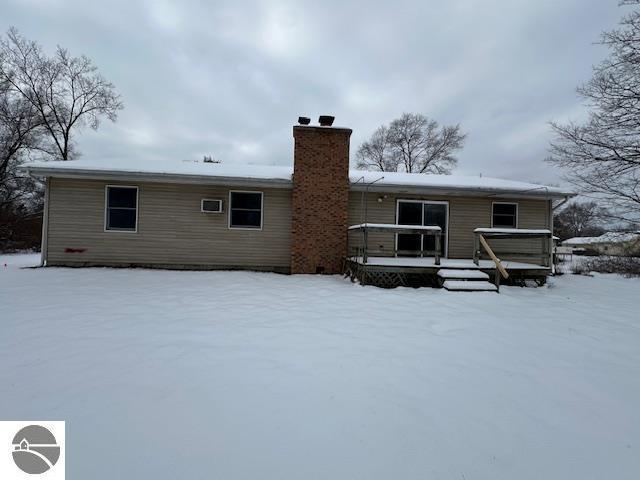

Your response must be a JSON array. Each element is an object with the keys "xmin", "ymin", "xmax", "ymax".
[
  {"xmin": 395, "ymin": 199, "xmax": 449, "ymax": 257},
  {"xmin": 228, "ymin": 190, "xmax": 264, "ymax": 230},
  {"xmin": 201, "ymin": 198, "xmax": 223, "ymax": 213},
  {"xmin": 491, "ymin": 201, "xmax": 518, "ymax": 229},
  {"xmin": 104, "ymin": 185, "xmax": 139, "ymax": 233}
]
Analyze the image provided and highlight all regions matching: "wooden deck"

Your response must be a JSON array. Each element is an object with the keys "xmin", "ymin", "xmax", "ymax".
[
  {"xmin": 344, "ymin": 256, "xmax": 550, "ymax": 288},
  {"xmin": 346, "ymin": 223, "xmax": 553, "ymax": 289},
  {"xmin": 349, "ymin": 256, "xmax": 549, "ymax": 270}
]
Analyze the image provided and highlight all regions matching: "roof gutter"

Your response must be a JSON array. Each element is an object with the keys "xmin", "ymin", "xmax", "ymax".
[
  {"xmin": 552, "ymin": 196, "xmax": 571, "ymax": 211},
  {"xmin": 20, "ymin": 166, "xmax": 294, "ymax": 189},
  {"xmin": 20, "ymin": 165, "xmax": 574, "ymax": 199},
  {"xmin": 349, "ymin": 182, "xmax": 572, "ymax": 200}
]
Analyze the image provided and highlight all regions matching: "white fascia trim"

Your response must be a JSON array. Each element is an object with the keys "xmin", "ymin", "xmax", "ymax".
[
  {"xmin": 22, "ymin": 167, "xmax": 293, "ymax": 189},
  {"xmin": 349, "ymin": 183, "xmax": 571, "ymax": 200}
]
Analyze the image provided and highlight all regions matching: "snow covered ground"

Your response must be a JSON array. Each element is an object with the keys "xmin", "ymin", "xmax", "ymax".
[{"xmin": 1, "ymin": 253, "xmax": 639, "ymax": 479}]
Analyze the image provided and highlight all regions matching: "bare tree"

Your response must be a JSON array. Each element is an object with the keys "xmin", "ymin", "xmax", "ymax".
[
  {"xmin": 0, "ymin": 28, "xmax": 122, "ymax": 251},
  {"xmin": 0, "ymin": 77, "xmax": 42, "ymax": 208},
  {"xmin": 554, "ymin": 201, "xmax": 606, "ymax": 240},
  {"xmin": 0, "ymin": 173, "xmax": 43, "ymax": 251},
  {"xmin": 548, "ymin": 1, "xmax": 640, "ymax": 223},
  {"xmin": 0, "ymin": 27, "xmax": 123, "ymax": 160},
  {"xmin": 356, "ymin": 113, "xmax": 466, "ymax": 174},
  {"xmin": 355, "ymin": 125, "xmax": 396, "ymax": 171}
]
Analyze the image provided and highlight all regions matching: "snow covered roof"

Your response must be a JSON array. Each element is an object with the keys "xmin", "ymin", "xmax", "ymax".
[
  {"xmin": 20, "ymin": 159, "xmax": 293, "ymax": 187},
  {"xmin": 562, "ymin": 237, "xmax": 598, "ymax": 246},
  {"xmin": 350, "ymin": 171, "xmax": 570, "ymax": 198},
  {"xmin": 563, "ymin": 232, "xmax": 640, "ymax": 245},
  {"xmin": 20, "ymin": 158, "xmax": 572, "ymax": 198}
]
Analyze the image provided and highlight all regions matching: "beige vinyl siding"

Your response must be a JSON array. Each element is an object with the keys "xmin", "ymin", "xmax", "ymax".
[
  {"xmin": 46, "ymin": 178, "xmax": 292, "ymax": 270},
  {"xmin": 487, "ymin": 200, "xmax": 550, "ymax": 263},
  {"xmin": 348, "ymin": 192, "xmax": 551, "ymax": 261}
]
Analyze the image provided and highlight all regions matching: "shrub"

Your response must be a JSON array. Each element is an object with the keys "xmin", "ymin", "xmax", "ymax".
[{"xmin": 573, "ymin": 256, "xmax": 640, "ymax": 277}]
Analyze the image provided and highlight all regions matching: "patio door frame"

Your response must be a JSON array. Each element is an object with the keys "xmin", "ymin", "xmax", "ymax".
[{"xmin": 395, "ymin": 199, "xmax": 450, "ymax": 258}]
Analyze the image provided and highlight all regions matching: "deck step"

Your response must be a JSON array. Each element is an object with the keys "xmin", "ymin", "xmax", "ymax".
[
  {"xmin": 443, "ymin": 280, "xmax": 498, "ymax": 292},
  {"xmin": 437, "ymin": 269, "xmax": 489, "ymax": 280}
]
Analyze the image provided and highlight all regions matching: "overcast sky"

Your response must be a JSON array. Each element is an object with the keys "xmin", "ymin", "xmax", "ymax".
[{"xmin": 2, "ymin": 0, "xmax": 626, "ymax": 184}]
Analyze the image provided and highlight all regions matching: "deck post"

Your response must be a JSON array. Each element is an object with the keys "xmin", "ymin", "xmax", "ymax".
[
  {"xmin": 434, "ymin": 231, "xmax": 441, "ymax": 266},
  {"xmin": 363, "ymin": 226, "xmax": 368, "ymax": 264},
  {"xmin": 473, "ymin": 233, "xmax": 480, "ymax": 266}
]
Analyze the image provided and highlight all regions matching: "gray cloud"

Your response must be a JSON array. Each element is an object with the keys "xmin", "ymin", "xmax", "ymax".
[{"xmin": 3, "ymin": 0, "xmax": 624, "ymax": 185}]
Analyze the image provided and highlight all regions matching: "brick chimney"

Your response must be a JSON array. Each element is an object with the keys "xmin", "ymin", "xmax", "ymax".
[{"xmin": 291, "ymin": 119, "xmax": 352, "ymax": 274}]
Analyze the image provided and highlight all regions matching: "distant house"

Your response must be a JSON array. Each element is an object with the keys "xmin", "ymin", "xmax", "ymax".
[
  {"xmin": 562, "ymin": 232, "xmax": 640, "ymax": 256},
  {"xmin": 20, "ymin": 117, "xmax": 573, "ymax": 289}
]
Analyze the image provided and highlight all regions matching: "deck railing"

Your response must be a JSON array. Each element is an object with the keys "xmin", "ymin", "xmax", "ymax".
[
  {"xmin": 473, "ymin": 228, "xmax": 553, "ymax": 268},
  {"xmin": 348, "ymin": 223, "xmax": 442, "ymax": 265}
]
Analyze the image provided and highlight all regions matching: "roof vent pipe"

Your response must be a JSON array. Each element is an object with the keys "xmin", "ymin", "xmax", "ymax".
[{"xmin": 319, "ymin": 115, "xmax": 335, "ymax": 126}]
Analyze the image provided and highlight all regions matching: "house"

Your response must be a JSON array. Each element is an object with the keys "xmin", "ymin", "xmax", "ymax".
[
  {"xmin": 562, "ymin": 232, "xmax": 640, "ymax": 256},
  {"xmin": 21, "ymin": 117, "xmax": 572, "ymax": 289}
]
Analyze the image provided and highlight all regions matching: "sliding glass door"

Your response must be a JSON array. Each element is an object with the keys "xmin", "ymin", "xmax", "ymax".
[
  {"xmin": 396, "ymin": 201, "xmax": 423, "ymax": 253},
  {"xmin": 396, "ymin": 200, "xmax": 448, "ymax": 257}
]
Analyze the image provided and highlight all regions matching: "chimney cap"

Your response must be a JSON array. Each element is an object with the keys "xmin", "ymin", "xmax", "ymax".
[
  {"xmin": 319, "ymin": 115, "xmax": 335, "ymax": 127},
  {"xmin": 298, "ymin": 116, "xmax": 311, "ymax": 125}
]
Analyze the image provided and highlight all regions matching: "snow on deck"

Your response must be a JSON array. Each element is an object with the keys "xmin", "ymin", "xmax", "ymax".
[
  {"xmin": 474, "ymin": 228, "xmax": 552, "ymax": 235},
  {"xmin": 2, "ymin": 254, "xmax": 639, "ymax": 479},
  {"xmin": 348, "ymin": 223, "xmax": 441, "ymax": 231},
  {"xmin": 437, "ymin": 269, "xmax": 490, "ymax": 279},
  {"xmin": 349, "ymin": 256, "xmax": 549, "ymax": 270},
  {"xmin": 443, "ymin": 279, "xmax": 497, "ymax": 291}
]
